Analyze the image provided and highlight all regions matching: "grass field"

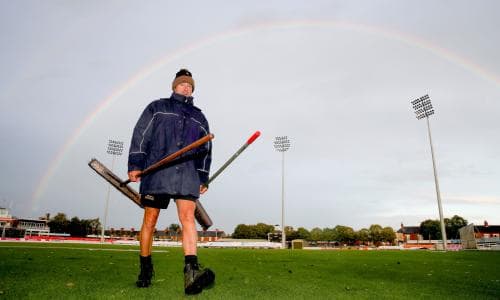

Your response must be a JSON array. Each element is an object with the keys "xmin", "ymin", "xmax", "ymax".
[{"xmin": 1, "ymin": 242, "xmax": 499, "ymax": 299}]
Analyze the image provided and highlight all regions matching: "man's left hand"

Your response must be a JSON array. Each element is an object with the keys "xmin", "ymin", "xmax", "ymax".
[{"xmin": 200, "ymin": 185, "xmax": 208, "ymax": 195}]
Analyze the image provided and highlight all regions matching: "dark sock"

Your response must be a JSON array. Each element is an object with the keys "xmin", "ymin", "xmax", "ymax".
[
  {"xmin": 140, "ymin": 255, "xmax": 152, "ymax": 265},
  {"xmin": 184, "ymin": 255, "xmax": 198, "ymax": 266}
]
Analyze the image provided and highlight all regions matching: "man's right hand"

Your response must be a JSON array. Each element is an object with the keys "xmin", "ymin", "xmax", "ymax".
[{"xmin": 128, "ymin": 170, "xmax": 142, "ymax": 182}]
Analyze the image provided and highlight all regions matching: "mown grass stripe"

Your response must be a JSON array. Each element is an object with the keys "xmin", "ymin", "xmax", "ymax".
[{"xmin": 0, "ymin": 245, "xmax": 169, "ymax": 252}]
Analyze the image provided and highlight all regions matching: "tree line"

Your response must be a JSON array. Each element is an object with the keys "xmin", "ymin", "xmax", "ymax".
[
  {"xmin": 47, "ymin": 213, "xmax": 101, "ymax": 237},
  {"xmin": 47, "ymin": 212, "xmax": 184, "ymax": 237},
  {"xmin": 232, "ymin": 215, "xmax": 469, "ymax": 245},
  {"xmin": 232, "ymin": 223, "xmax": 396, "ymax": 246}
]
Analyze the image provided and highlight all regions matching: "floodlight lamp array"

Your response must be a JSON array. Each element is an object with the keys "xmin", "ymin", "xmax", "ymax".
[
  {"xmin": 274, "ymin": 136, "xmax": 291, "ymax": 152},
  {"xmin": 411, "ymin": 94, "xmax": 435, "ymax": 120},
  {"xmin": 107, "ymin": 139, "xmax": 124, "ymax": 155}
]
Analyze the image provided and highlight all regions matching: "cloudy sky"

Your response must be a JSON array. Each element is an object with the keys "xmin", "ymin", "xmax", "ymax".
[{"xmin": 1, "ymin": 1, "xmax": 499, "ymax": 233}]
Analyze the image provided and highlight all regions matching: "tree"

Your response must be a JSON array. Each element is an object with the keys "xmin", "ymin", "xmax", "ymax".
[
  {"xmin": 284, "ymin": 226, "xmax": 295, "ymax": 241},
  {"xmin": 47, "ymin": 215, "xmax": 101, "ymax": 237},
  {"xmin": 381, "ymin": 227, "xmax": 396, "ymax": 244},
  {"xmin": 356, "ymin": 228, "xmax": 370, "ymax": 245},
  {"xmin": 88, "ymin": 218, "xmax": 101, "ymax": 235},
  {"xmin": 69, "ymin": 217, "xmax": 91, "ymax": 237},
  {"xmin": 321, "ymin": 227, "xmax": 336, "ymax": 242},
  {"xmin": 446, "ymin": 215, "xmax": 468, "ymax": 239},
  {"xmin": 287, "ymin": 230, "xmax": 298, "ymax": 241},
  {"xmin": 232, "ymin": 223, "xmax": 275, "ymax": 239},
  {"xmin": 48, "ymin": 213, "xmax": 69, "ymax": 233},
  {"xmin": 232, "ymin": 224, "xmax": 254, "ymax": 239},
  {"xmin": 286, "ymin": 227, "xmax": 310, "ymax": 241},
  {"xmin": 309, "ymin": 227, "xmax": 323, "ymax": 242},
  {"xmin": 333, "ymin": 225, "xmax": 355, "ymax": 245},
  {"xmin": 369, "ymin": 224, "xmax": 383, "ymax": 245},
  {"xmin": 52, "ymin": 213, "xmax": 68, "ymax": 222},
  {"xmin": 168, "ymin": 223, "xmax": 181, "ymax": 235},
  {"xmin": 295, "ymin": 227, "xmax": 311, "ymax": 240},
  {"xmin": 420, "ymin": 219, "xmax": 441, "ymax": 240},
  {"xmin": 255, "ymin": 223, "xmax": 275, "ymax": 239}
]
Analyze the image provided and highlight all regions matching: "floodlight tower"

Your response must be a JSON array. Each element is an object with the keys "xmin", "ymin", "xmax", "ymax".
[
  {"xmin": 101, "ymin": 139, "xmax": 124, "ymax": 243},
  {"xmin": 411, "ymin": 94, "xmax": 447, "ymax": 250},
  {"xmin": 274, "ymin": 136, "xmax": 291, "ymax": 249}
]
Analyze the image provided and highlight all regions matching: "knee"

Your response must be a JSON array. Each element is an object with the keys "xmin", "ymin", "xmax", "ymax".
[
  {"xmin": 178, "ymin": 211, "xmax": 195, "ymax": 225},
  {"xmin": 143, "ymin": 213, "xmax": 159, "ymax": 230},
  {"xmin": 143, "ymin": 219, "xmax": 156, "ymax": 231}
]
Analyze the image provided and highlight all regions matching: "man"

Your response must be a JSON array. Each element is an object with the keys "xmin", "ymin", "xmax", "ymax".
[{"xmin": 127, "ymin": 69, "xmax": 215, "ymax": 295}]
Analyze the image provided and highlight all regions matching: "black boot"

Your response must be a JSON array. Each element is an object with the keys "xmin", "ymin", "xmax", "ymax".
[
  {"xmin": 184, "ymin": 263, "xmax": 215, "ymax": 295},
  {"xmin": 136, "ymin": 255, "xmax": 154, "ymax": 288}
]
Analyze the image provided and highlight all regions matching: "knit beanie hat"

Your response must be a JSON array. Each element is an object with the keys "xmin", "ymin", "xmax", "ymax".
[{"xmin": 172, "ymin": 68, "xmax": 195, "ymax": 92}]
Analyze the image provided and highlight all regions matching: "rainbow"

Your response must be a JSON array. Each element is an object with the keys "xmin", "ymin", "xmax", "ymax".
[{"xmin": 30, "ymin": 20, "xmax": 500, "ymax": 214}]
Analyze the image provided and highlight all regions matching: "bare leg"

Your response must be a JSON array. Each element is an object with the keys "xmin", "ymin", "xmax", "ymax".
[
  {"xmin": 176, "ymin": 199, "xmax": 197, "ymax": 255},
  {"xmin": 139, "ymin": 207, "xmax": 160, "ymax": 256},
  {"xmin": 178, "ymin": 199, "xmax": 215, "ymax": 294}
]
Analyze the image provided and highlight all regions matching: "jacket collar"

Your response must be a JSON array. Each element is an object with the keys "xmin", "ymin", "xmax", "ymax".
[{"xmin": 171, "ymin": 92, "xmax": 194, "ymax": 105}]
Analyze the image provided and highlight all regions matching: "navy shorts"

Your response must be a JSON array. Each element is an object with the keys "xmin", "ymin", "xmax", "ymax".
[{"xmin": 141, "ymin": 194, "xmax": 197, "ymax": 209}]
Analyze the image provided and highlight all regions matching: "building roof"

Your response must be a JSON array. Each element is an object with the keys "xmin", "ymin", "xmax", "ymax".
[
  {"xmin": 16, "ymin": 218, "xmax": 48, "ymax": 224},
  {"xmin": 475, "ymin": 225, "xmax": 500, "ymax": 233}
]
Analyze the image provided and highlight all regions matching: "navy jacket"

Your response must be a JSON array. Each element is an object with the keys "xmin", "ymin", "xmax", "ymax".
[{"xmin": 128, "ymin": 93, "xmax": 211, "ymax": 198}]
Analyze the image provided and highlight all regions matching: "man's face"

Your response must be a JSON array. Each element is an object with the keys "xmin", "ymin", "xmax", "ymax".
[{"xmin": 174, "ymin": 82, "xmax": 193, "ymax": 97}]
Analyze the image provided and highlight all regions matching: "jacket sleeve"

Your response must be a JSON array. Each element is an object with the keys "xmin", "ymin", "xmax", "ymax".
[
  {"xmin": 195, "ymin": 117, "xmax": 212, "ymax": 185},
  {"xmin": 128, "ymin": 104, "xmax": 155, "ymax": 172}
]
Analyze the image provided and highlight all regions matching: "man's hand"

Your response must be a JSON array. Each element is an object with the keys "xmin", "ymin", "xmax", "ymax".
[
  {"xmin": 128, "ymin": 170, "xmax": 142, "ymax": 182},
  {"xmin": 200, "ymin": 185, "xmax": 208, "ymax": 195}
]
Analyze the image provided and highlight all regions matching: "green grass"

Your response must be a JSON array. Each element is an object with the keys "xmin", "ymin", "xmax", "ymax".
[{"xmin": 1, "ymin": 242, "xmax": 499, "ymax": 299}]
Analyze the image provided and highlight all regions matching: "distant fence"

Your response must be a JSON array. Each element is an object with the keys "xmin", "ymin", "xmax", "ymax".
[{"xmin": 477, "ymin": 237, "xmax": 500, "ymax": 250}]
